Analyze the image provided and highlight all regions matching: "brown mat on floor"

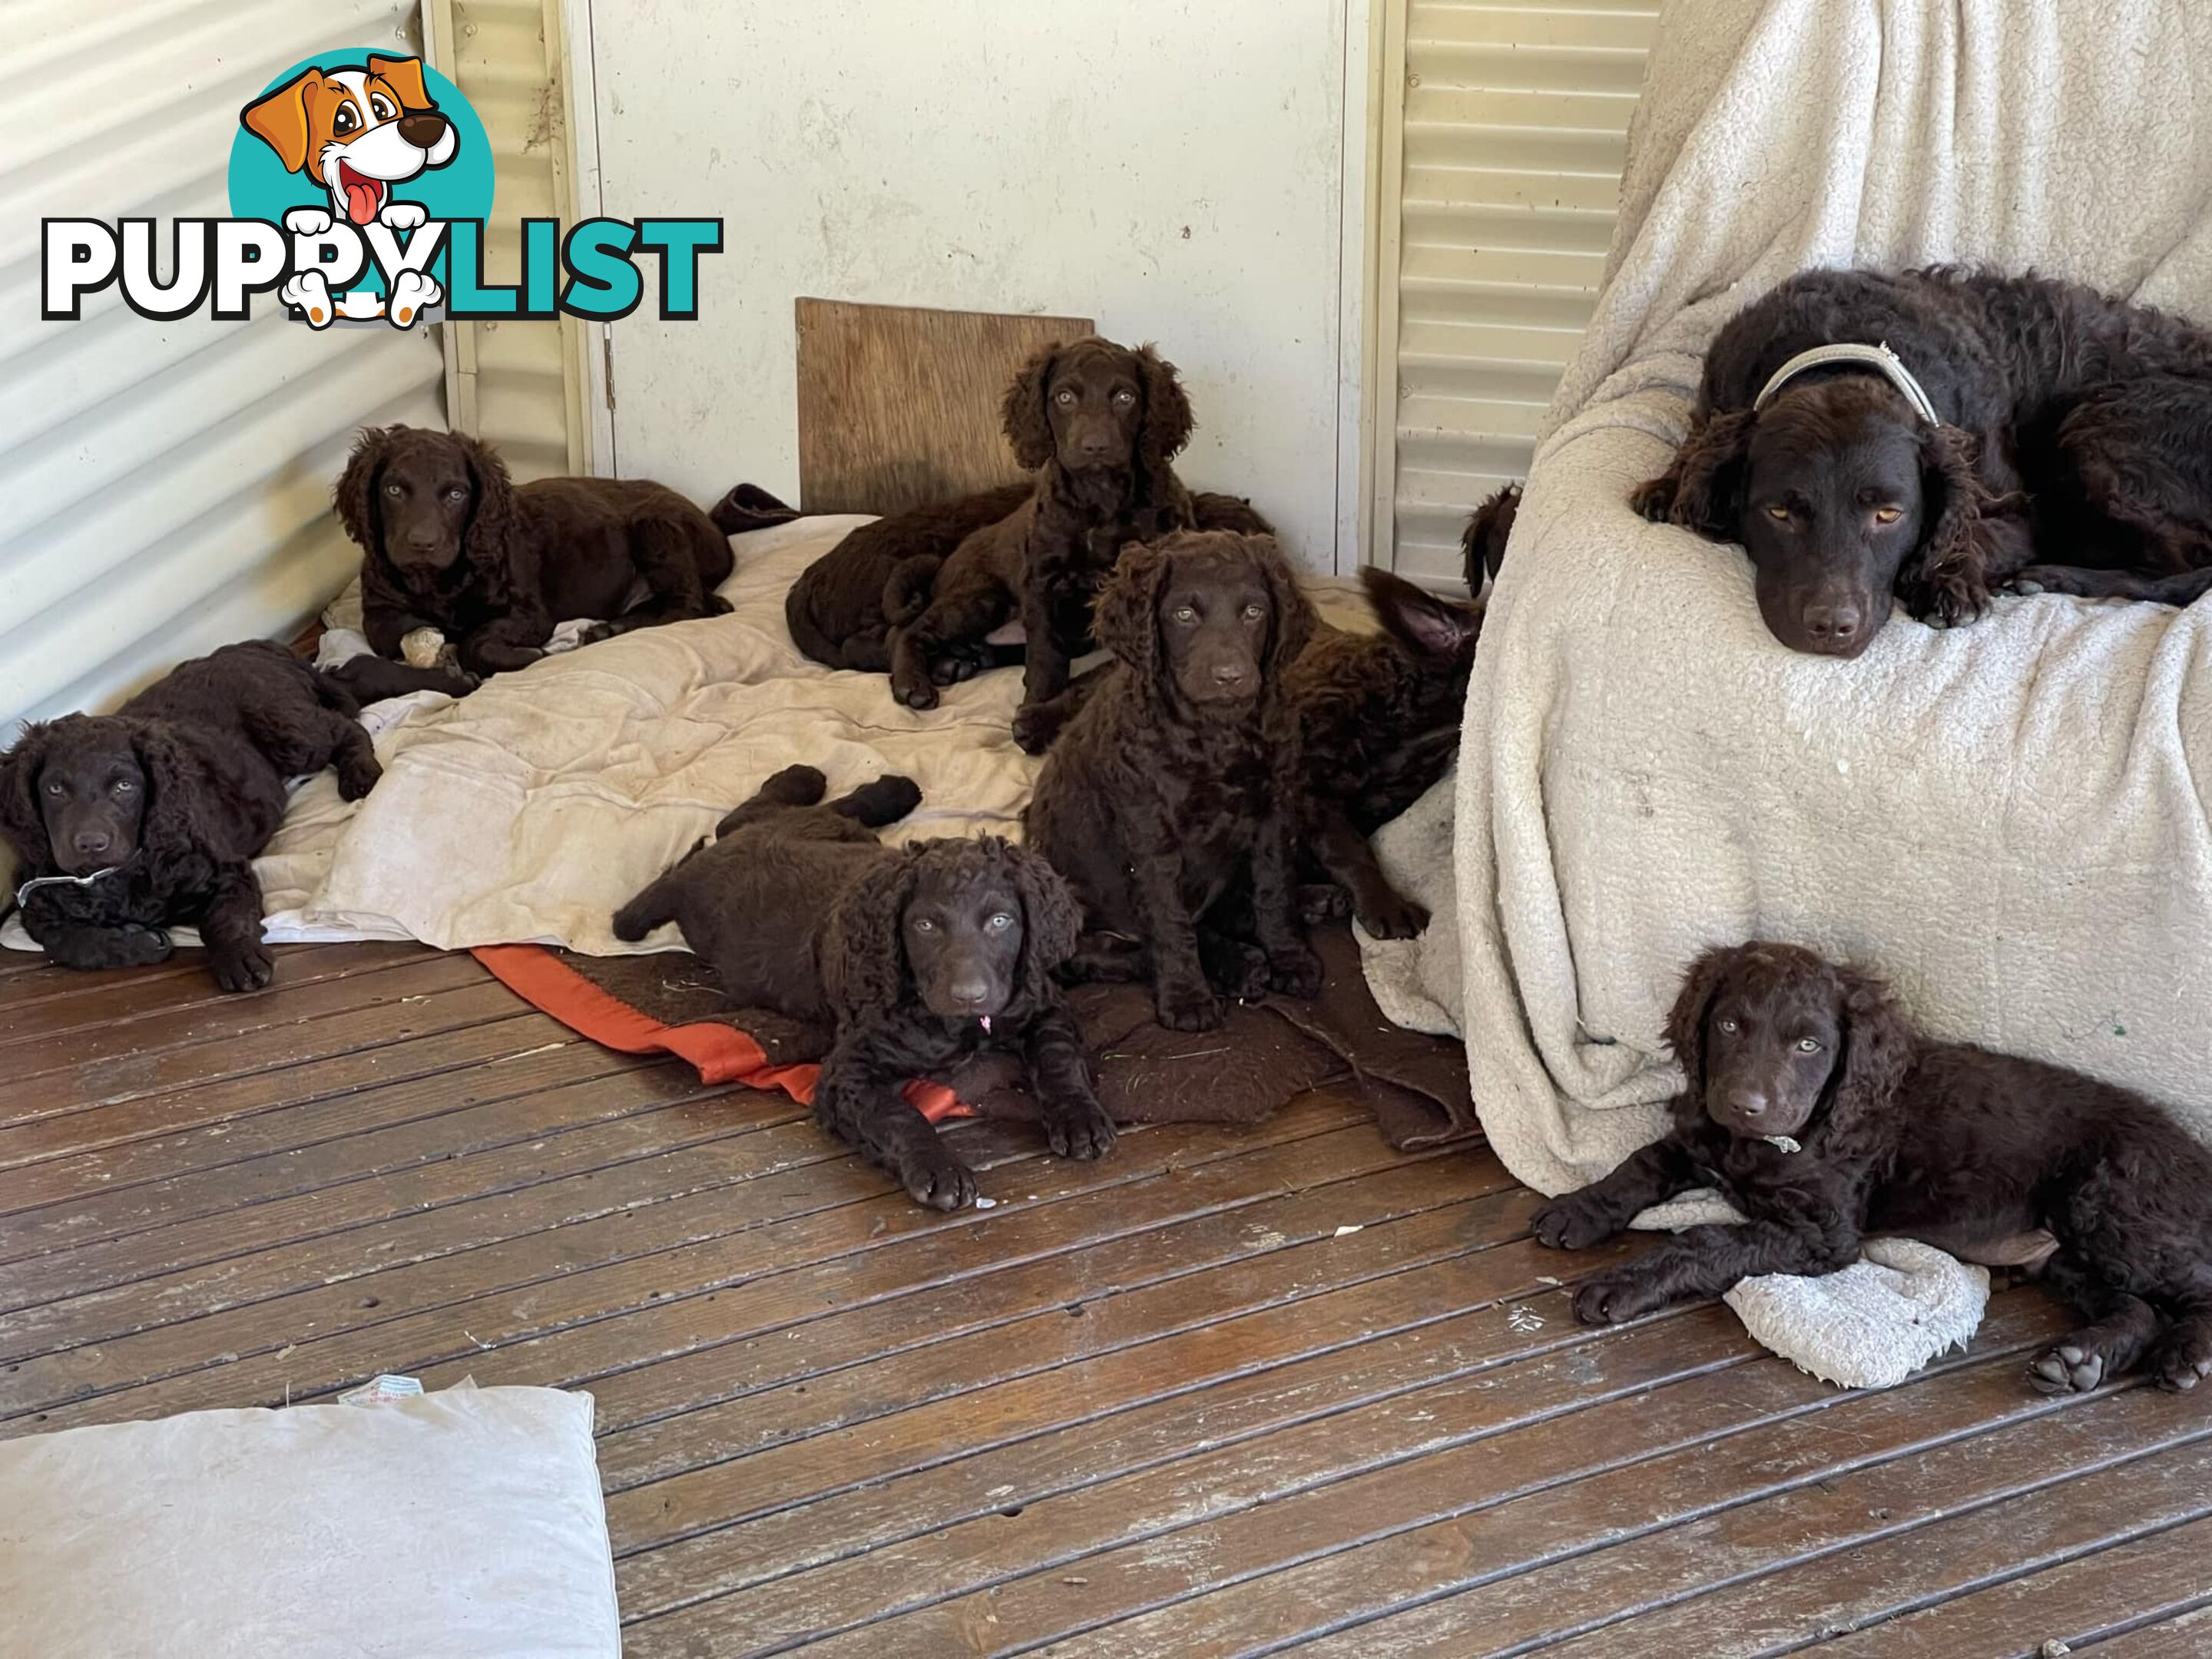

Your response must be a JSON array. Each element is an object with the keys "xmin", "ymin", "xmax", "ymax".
[{"xmin": 477, "ymin": 924, "xmax": 1475, "ymax": 1152}]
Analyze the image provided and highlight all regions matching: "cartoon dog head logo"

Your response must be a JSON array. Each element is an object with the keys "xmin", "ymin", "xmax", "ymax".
[{"xmin": 241, "ymin": 56, "xmax": 456, "ymax": 227}]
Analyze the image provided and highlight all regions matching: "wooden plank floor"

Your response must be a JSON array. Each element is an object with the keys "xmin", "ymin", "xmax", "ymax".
[{"xmin": 3, "ymin": 942, "xmax": 2209, "ymax": 1656}]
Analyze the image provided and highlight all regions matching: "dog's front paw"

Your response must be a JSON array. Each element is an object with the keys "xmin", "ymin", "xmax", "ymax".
[
  {"xmin": 379, "ymin": 200, "xmax": 429, "ymax": 232},
  {"xmin": 44, "ymin": 923, "xmax": 173, "ymax": 972},
  {"xmin": 2151, "ymin": 1319, "xmax": 2212, "ymax": 1393},
  {"xmin": 897, "ymin": 1145, "xmax": 978, "ymax": 1211},
  {"xmin": 2029, "ymin": 1340, "xmax": 2114, "ymax": 1396},
  {"xmin": 1155, "ymin": 978, "xmax": 1224, "ymax": 1032},
  {"xmin": 1531, "ymin": 1192, "xmax": 1619, "ymax": 1252},
  {"xmin": 1265, "ymin": 943, "xmax": 1324, "ymax": 1000},
  {"xmin": 1628, "ymin": 475, "xmax": 1677, "ymax": 522},
  {"xmin": 890, "ymin": 667, "xmax": 940, "ymax": 711},
  {"xmin": 1041, "ymin": 1090, "xmax": 1117, "ymax": 1161},
  {"xmin": 2010, "ymin": 565, "xmax": 2093, "ymax": 599},
  {"xmin": 209, "ymin": 942, "xmax": 276, "ymax": 995},
  {"xmin": 387, "ymin": 270, "xmax": 441, "ymax": 329},
  {"xmin": 1011, "ymin": 703, "xmax": 1065, "ymax": 757},
  {"xmin": 1572, "ymin": 1266, "xmax": 1674, "ymax": 1326},
  {"xmin": 336, "ymin": 753, "xmax": 383, "ymax": 802},
  {"xmin": 280, "ymin": 270, "xmax": 335, "ymax": 328},
  {"xmin": 283, "ymin": 207, "xmax": 335, "ymax": 237},
  {"xmin": 1355, "ymin": 889, "xmax": 1429, "ymax": 941}
]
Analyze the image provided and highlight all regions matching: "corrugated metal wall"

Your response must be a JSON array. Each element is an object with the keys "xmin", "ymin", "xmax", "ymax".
[
  {"xmin": 1, "ymin": 0, "xmax": 449, "ymax": 730},
  {"xmin": 1371, "ymin": 0, "xmax": 1656, "ymax": 584},
  {"xmin": 428, "ymin": 0, "xmax": 591, "ymax": 482}
]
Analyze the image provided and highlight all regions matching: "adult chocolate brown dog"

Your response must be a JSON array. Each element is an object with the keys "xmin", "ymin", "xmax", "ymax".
[
  {"xmin": 1634, "ymin": 267, "xmax": 2212, "ymax": 657},
  {"xmin": 885, "ymin": 337, "xmax": 1197, "ymax": 733},
  {"xmin": 1026, "ymin": 530, "xmax": 1320, "ymax": 1032},
  {"xmin": 336, "ymin": 425, "xmax": 735, "ymax": 677},
  {"xmin": 1533, "ymin": 940, "xmax": 2212, "ymax": 1397},
  {"xmin": 612, "ymin": 765, "xmax": 1112, "ymax": 1210},
  {"xmin": 1, "ymin": 642, "xmax": 380, "ymax": 992}
]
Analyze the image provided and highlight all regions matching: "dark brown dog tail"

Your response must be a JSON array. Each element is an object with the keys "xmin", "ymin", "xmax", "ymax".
[
  {"xmin": 611, "ymin": 869, "xmax": 683, "ymax": 942},
  {"xmin": 881, "ymin": 555, "xmax": 944, "ymax": 627},
  {"xmin": 1462, "ymin": 482, "xmax": 1522, "ymax": 589}
]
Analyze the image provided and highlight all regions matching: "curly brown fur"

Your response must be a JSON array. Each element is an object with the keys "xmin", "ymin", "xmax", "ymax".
[
  {"xmin": 1633, "ymin": 267, "xmax": 2212, "ymax": 654},
  {"xmin": 1462, "ymin": 482, "xmax": 1520, "ymax": 591},
  {"xmin": 611, "ymin": 765, "xmax": 1111, "ymax": 1209},
  {"xmin": 1025, "ymin": 530, "xmax": 1320, "ymax": 1031},
  {"xmin": 1532, "ymin": 940, "xmax": 2212, "ymax": 1396},
  {"xmin": 1283, "ymin": 568, "xmax": 1482, "ymax": 938},
  {"xmin": 0, "ymin": 642, "xmax": 379, "ymax": 992},
  {"xmin": 336, "ymin": 425, "xmax": 736, "ymax": 678},
  {"xmin": 887, "ymin": 338, "xmax": 1197, "ymax": 730},
  {"xmin": 786, "ymin": 482, "xmax": 1034, "ymax": 673}
]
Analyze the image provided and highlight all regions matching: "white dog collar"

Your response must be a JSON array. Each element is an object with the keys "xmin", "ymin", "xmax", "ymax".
[
  {"xmin": 1753, "ymin": 341, "xmax": 1940, "ymax": 427},
  {"xmin": 14, "ymin": 864, "xmax": 127, "ymax": 909}
]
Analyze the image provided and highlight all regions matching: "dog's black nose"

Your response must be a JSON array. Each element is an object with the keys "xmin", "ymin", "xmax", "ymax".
[
  {"xmin": 1210, "ymin": 661, "xmax": 1248, "ymax": 686},
  {"xmin": 72, "ymin": 830, "xmax": 112, "ymax": 858},
  {"xmin": 398, "ymin": 111, "xmax": 450, "ymax": 150},
  {"xmin": 948, "ymin": 976, "xmax": 992, "ymax": 1009},
  {"xmin": 1727, "ymin": 1089, "xmax": 1770, "ymax": 1121},
  {"xmin": 1801, "ymin": 601, "xmax": 1863, "ymax": 647}
]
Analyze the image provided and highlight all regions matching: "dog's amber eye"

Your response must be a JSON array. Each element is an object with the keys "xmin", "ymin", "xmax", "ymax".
[
  {"xmin": 384, "ymin": 481, "xmax": 403, "ymax": 496},
  {"xmin": 1171, "ymin": 604, "xmax": 1198, "ymax": 624},
  {"xmin": 912, "ymin": 918, "xmax": 935, "ymax": 932},
  {"xmin": 1796, "ymin": 1037, "xmax": 1823, "ymax": 1053},
  {"xmin": 1242, "ymin": 603, "xmax": 1265, "ymax": 621},
  {"xmin": 1113, "ymin": 389, "xmax": 1135, "ymax": 407},
  {"xmin": 1715, "ymin": 1017, "xmax": 1739, "ymax": 1033},
  {"xmin": 112, "ymin": 779, "xmax": 137, "ymax": 793},
  {"xmin": 1872, "ymin": 506, "xmax": 1902, "ymax": 525},
  {"xmin": 333, "ymin": 103, "xmax": 359, "ymax": 136},
  {"xmin": 1054, "ymin": 389, "xmax": 1077, "ymax": 406},
  {"xmin": 986, "ymin": 912, "xmax": 1015, "ymax": 931},
  {"xmin": 370, "ymin": 94, "xmax": 397, "ymax": 121},
  {"xmin": 1763, "ymin": 505, "xmax": 1791, "ymax": 524},
  {"xmin": 445, "ymin": 486, "xmax": 467, "ymax": 502},
  {"xmin": 43, "ymin": 780, "xmax": 64, "ymax": 796}
]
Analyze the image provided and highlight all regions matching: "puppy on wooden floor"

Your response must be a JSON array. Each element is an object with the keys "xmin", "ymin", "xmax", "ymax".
[
  {"xmin": 612, "ymin": 766, "xmax": 1114, "ymax": 1209},
  {"xmin": 1532, "ymin": 940, "xmax": 2212, "ymax": 1397}
]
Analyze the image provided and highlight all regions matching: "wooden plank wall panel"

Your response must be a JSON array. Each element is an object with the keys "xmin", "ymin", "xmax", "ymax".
[
  {"xmin": 794, "ymin": 299, "xmax": 1093, "ymax": 514},
  {"xmin": 3, "ymin": 945, "xmax": 2209, "ymax": 1656}
]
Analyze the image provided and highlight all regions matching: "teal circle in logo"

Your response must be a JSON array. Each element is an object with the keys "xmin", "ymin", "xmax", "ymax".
[{"xmin": 229, "ymin": 51, "xmax": 493, "ymax": 293}]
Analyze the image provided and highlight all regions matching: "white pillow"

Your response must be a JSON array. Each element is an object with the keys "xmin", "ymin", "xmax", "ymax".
[{"xmin": 0, "ymin": 1385, "xmax": 618, "ymax": 1658}]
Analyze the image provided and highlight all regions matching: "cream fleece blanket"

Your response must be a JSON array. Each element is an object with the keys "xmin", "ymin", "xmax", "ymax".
[
  {"xmin": 0, "ymin": 517, "xmax": 1375, "ymax": 955},
  {"xmin": 1376, "ymin": 0, "xmax": 2212, "ymax": 1320}
]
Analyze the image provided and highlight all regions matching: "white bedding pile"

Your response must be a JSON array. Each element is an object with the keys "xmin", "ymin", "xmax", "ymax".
[{"xmin": 1362, "ymin": 0, "xmax": 2212, "ymax": 1384}]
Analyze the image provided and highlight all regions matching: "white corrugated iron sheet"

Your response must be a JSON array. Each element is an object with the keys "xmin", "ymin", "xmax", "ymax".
[
  {"xmin": 1, "ymin": 0, "xmax": 446, "ymax": 729},
  {"xmin": 1379, "ymin": 0, "xmax": 1655, "ymax": 584}
]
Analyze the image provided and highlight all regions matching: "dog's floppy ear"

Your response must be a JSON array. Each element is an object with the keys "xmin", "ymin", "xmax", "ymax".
[
  {"xmin": 1648, "ymin": 409, "xmax": 1756, "ymax": 542},
  {"xmin": 1252, "ymin": 535, "xmax": 1316, "ymax": 680},
  {"xmin": 453, "ymin": 432, "xmax": 518, "ymax": 582},
  {"xmin": 1005, "ymin": 839, "xmax": 1082, "ymax": 988},
  {"xmin": 1823, "ymin": 960, "xmax": 1912, "ymax": 1151},
  {"xmin": 0, "ymin": 723, "xmax": 55, "ymax": 869},
  {"xmin": 1662, "ymin": 943, "xmax": 1743, "ymax": 1115},
  {"xmin": 1361, "ymin": 566, "xmax": 1482, "ymax": 666},
  {"xmin": 241, "ymin": 68, "xmax": 323, "ymax": 175},
  {"xmin": 129, "ymin": 720, "xmax": 232, "ymax": 866},
  {"xmin": 367, "ymin": 55, "xmax": 434, "ymax": 111},
  {"xmin": 1134, "ymin": 344, "xmax": 1194, "ymax": 465},
  {"xmin": 333, "ymin": 426, "xmax": 400, "ymax": 559},
  {"xmin": 822, "ymin": 849, "xmax": 919, "ymax": 1024},
  {"xmin": 1093, "ymin": 538, "xmax": 1172, "ymax": 689},
  {"xmin": 1900, "ymin": 422, "xmax": 2000, "ymax": 629},
  {"xmin": 1002, "ymin": 343, "xmax": 1062, "ymax": 472}
]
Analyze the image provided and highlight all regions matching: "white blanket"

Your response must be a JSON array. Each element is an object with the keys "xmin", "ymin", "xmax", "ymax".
[
  {"xmin": 0, "ymin": 518, "xmax": 1376, "ymax": 956},
  {"xmin": 1426, "ymin": 0, "xmax": 2212, "ymax": 1214}
]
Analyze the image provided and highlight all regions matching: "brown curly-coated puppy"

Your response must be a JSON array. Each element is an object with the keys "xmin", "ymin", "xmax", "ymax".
[
  {"xmin": 1634, "ymin": 267, "xmax": 2212, "ymax": 657},
  {"xmin": 336, "ymin": 425, "xmax": 734, "ymax": 677},
  {"xmin": 1534, "ymin": 940, "xmax": 2212, "ymax": 1397},
  {"xmin": 1026, "ymin": 529, "xmax": 1321, "ymax": 1032},
  {"xmin": 0, "ymin": 642, "xmax": 380, "ymax": 992},
  {"xmin": 886, "ymin": 337, "xmax": 1197, "ymax": 729},
  {"xmin": 1285, "ymin": 567, "xmax": 1482, "ymax": 938},
  {"xmin": 612, "ymin": 764, "xmax": 1111, "ymax": 1209}
]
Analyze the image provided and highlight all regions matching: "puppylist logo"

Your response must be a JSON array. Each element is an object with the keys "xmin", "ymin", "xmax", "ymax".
[{"xmin": 41, "ymin": 50, "xmax": 720, "ymax": 331}]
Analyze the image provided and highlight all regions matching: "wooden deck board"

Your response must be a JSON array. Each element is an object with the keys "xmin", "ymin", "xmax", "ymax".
[{"xmin": 2, "ymin": 943, "xmax": 2206, "ymax": 1655}]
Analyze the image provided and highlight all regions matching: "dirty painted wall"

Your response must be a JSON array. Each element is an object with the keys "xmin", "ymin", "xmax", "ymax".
[{"xmin": 583, "ymin": 0, "xmax": 1360, "ymax": 570}]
